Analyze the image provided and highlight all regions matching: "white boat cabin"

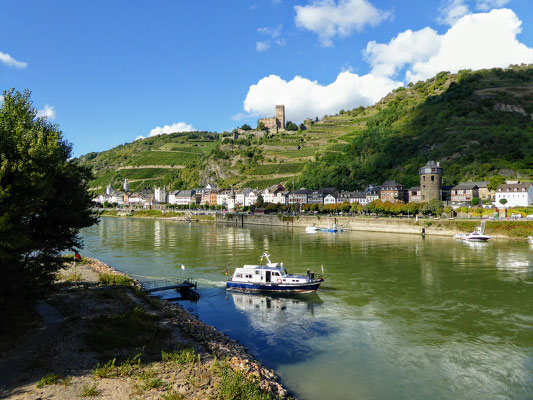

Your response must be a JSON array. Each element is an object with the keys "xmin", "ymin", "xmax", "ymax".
[{"xmin": 231, "ymin": 263, "xmax": 310, "ymax": 285}]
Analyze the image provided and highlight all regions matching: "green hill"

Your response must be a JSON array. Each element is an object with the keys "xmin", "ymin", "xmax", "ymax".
[{"xmin": 78, "ymin": 65, "xmax": 533, "ymax": 193}]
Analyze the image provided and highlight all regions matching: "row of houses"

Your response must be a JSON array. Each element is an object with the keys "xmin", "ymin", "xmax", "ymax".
[{"xmin": 94, "ymin": 175, "xmax": 533, "ymax": 210}]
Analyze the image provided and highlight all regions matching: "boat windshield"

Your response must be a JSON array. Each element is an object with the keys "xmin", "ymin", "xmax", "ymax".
[{"xmin": 280, "ymin": 268, "xmax": 288, "ymax": 276}]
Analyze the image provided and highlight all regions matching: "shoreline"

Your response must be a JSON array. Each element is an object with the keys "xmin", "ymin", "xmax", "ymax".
[
  {"xmin": 1, "ymin": 257, "xmax": 291, "ymax": 399},
  {"xmin": 83, "ymin": 257, "xmax": 291, "ymax": 399},
  {"xmin": 99, "ymin": 210, "xmax": 533, "ymax": 240},
  {"xmin": 92, "ymin": 257, "xmax": 290, "ymax": 397}
]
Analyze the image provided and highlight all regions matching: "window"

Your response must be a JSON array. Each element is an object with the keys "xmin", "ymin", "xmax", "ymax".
[
  {"xmin": 431, "ymin": 176, "xmax": 434, "ymax": 181},
  {"xmin": 236, "ymin": 274, "xmax": 242, "ymax": 278},
  {"xmin": 255, "ymin": 271, "xmax": 259, "ymax": 275}
]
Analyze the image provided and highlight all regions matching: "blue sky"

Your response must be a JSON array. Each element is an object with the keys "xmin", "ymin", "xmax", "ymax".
[{"xmin": 1, "ymin": 0, "xmax": 532, "ymax": 156}]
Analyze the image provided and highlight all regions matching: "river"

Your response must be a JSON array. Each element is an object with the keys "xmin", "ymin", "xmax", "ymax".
[{"xmin": 81, "ymin": 217, "xmax": 533, "ymax": 400}]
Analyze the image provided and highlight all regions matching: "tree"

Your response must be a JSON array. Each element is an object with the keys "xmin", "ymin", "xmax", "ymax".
[
  {"xmin": 240, "ymin": 124, "xmax": 252, "ymax": 131},
  {"xmin": 0, "ymin": 89, "xmax": 97, "ymax": 317},
  {"xmin": 256, "ymin": 121, "xmax": 266, "ymax": 131},
  {"xmin": 285, "ymin": 121, "xmax": 298, "ymax": 131},
  {"xmin": 488, "ymin": 175, "xmax": 506, "ymax": 192},
  {"xmin": 471, "ymin": 197, "xmax": 480, "ymax": 206},
  {"xmin": 256, "ymin": 194, "xmax": 264, "ymax": 208}
]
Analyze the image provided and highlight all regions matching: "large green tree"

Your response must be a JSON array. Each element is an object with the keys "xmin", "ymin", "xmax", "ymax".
[{"xmin": 0, "ymin": 89, "xmax": 97, "ymax": 317}]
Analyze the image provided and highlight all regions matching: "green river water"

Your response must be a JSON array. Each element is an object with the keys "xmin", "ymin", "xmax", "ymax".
[{"xmin": 81, "ymin": 217, "xmax": 533, "ymax": 400}]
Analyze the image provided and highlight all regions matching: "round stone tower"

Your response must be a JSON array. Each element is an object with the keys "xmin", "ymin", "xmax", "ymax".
[{"xmin": 420, "ymin": 161, "xmax": 442, "ymax": 202}]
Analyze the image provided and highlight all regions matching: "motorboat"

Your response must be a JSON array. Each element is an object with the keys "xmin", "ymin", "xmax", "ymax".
[
  {"xmin": 454, "ymin": 221, "xmax": 491, "ymax": 242},
  {"xmin": 305, "ymin": 226, "xmax": 318, "ymax": 233},
  {"xmin": 226, "ymin": 253, "xmax": 324, "ymax": 293},
  {"xmin": 319, "ymin": 223, "xmax": 342, "ymax": 232}
]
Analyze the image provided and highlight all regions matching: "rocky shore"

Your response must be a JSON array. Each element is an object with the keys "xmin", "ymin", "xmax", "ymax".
[{"xmin": 0, "ymin": 257, "xmax": 291, "ymax": 399}]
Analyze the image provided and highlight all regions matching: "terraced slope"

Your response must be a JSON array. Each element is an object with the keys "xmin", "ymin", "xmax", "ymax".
[{"xmin": 78, "ymin": 65, "xmax": 533, "ymax": 193}]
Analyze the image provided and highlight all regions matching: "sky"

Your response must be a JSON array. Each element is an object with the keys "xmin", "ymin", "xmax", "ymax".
[{"xmin": 1, "ymin": 0, "xmax": 532, "ymax": 157}]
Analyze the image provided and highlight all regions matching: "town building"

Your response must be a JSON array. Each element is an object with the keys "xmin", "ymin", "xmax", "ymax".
[
  {"xmin": 494, "ymin": 182, "xmax": 533, "ymax": 207},
  {"xmin": 123, "ymin": 179, "xmax": 130, "ymax": 193},
  {"xmin": 451, "ymin": 183, "xmax": 479, "ymax": 204},
  {"xmin": 288, "ymin": 189, "xmax": 311, "ymax": 205},
  {"xmin": 365, "ymin": 185, "xmax": 381, "ymax": 203},
  {"xmin": 236, "ymin": 188, "xmax": 252, "ymax": 207},
  {"xmin": 420, "ymin": 161, "xmax": 443, "ymax": 202},
  {"xmin": 154, "ymin": 187, "xmax": 166, "ymax": 203},
  {"xmin": 168, "ymin": 190, "xmax": 196, "ymax": 205},
  {"xmin": 308, "ymin": 188, "xmax": 336, "ymax": 204},
  {"xmin": 469, "ymin": 181, "xmax": 492, "ymax": 200},
  {"xmin": 245, "ymin": 190, "xmax": 259, "ymax": 207},
  {"xmin": 408, "ymin": 187, "xmax": 421, "ymax": 203},
  {"xmin": 380, "ymin": 180, "xmax": 408, "ymax": 203},
  {"xmin": 324, "ymin": 192, "xmax": 338, "ymax": 205}
]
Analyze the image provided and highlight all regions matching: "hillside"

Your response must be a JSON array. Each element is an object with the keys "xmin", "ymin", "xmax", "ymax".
[{"xmin": 78, "ymin": 65, "xmax": 533, "ymax": 193}]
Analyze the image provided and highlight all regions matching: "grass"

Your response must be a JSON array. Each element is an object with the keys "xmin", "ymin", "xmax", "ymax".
[
  {"xmin": 37, "ymin": 373, "xmax": 71, "ymax": 387},
  {"xmin": 216, "ymin": 365, "xmax": 273, "ymax": 400},
  {"xmin": 86, "ymin": 307, "xmax": 168, "ymax": 351},
  {"xmin": 92, "ymin": 354, "xmax": 143, "ymax": 378},
  {"xmin": 130, "ymin": 151, "xmax": 202, "ymax": 167},
  {"xmin": 98, "ymin": 272, "xmax": 134, "ymax": 286},
  {"xmin": 60, "ymin": 271, "xmax": 82, "ymax": 282},
  {"xmin": 249, "ymin": 162, "xmax": 304, "ymax": 175},
  {"xmin": 161, "ymin": 348, "xmax": 201, "ymax": 365},
  {"xmin": 242, "ymin": 177, "xmax": 295, "ymax": 189},
  {"xmin": 80, "ymin": 383, "xmax": 101, "ymax": 397},
  {"xmin": 142, "ymin": 377, "xmax": 163, "ymax": 390},
  {"xmin": 161, "ymin": 392, "xmax": 185, "ymax": 400}
]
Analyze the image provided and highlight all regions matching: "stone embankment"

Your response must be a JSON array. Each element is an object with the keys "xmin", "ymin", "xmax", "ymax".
[{"xmin": 216, "ymin": 213, "xmax": 533, "ymax": 239}]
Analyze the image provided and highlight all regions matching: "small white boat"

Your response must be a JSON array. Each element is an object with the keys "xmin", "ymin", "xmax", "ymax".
[
  {"xmin": 305, "ymin": 226, "xmax": 318, "ymax": 233},
  {"xmin": 226, "ymin": 253, "xmax": 324, "ymax": 293},
  {"xmin": 455, "ymin": 221, "xmax": 490, "ymax": 242},
  {"xmin": 528, "ymin": 236, "xmax": 533, "ymax": 245}
]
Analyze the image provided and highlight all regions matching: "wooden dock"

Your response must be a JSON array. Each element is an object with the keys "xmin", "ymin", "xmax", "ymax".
[{"xmin": 142, "ymin": 279, "xmax": 200, "ymax": 300}]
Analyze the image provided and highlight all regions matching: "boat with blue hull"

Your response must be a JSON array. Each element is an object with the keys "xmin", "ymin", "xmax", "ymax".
[{"xmin": 226, "ymin": 253, "xmax": 324, "ymax": 293}]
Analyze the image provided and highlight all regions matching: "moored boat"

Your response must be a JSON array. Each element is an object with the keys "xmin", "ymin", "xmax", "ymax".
[
  {"xmin": 528, "ymin": 236, "xmax": 533, "ymax": 245},
  {"xmin": 305, "ymin": 226, "xmax": 318, "ymax": 233},
  {"xmin": 226, "ymin": 253, "xmax": 324, "ymax": 293},
  {"xmin": 454, "ymin": 221, "xmax": 491, "ymax": 242}
]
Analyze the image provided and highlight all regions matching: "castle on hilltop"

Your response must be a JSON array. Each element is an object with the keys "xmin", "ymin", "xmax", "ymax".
[{"xmin": 259, "ymin": 105, "xmax": 285, "ymax": 134}]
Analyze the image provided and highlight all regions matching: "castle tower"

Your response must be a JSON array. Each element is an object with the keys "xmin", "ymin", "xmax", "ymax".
[
  {"xmin": 420, "ymin": 161, "xmax": 443, "ymax": 202},
  {"xmin": 275, "ymin": 105, "xmax": 285, "ymax": 130},
  {"xmin": 124, "ymin": 179, "xmax": 130, "ymax": 192}
]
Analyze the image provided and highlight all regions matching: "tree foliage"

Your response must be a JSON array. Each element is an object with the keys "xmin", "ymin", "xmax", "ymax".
[
  {"xmin": 285, "ymin": 121, "xmax": 298, "ymax": 131},
  {"xmin": 0, "ymin": 89, "xmax": 97, "ymax": 316}
]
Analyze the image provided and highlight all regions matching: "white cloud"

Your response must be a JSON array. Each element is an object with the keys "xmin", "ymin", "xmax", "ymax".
[
  {"xmin": 256, "ymin": 41, "xmax": 271, "ymax": 52},
  {"xmin": 294, "ymin": 0, "xmax": 392, "ymax": 46},
  {"xmin": 136, "ymin": 121, "xmax": 196, "ymax": 140},
  {"xmin": 365, "ymin": 27, "xmax": 442, "ymax": 77},
  {"xmin": 438, "ymin": 0, "xmax": 471, "ymax": 25},
  {"xmin": 406, "ymin": 9, "xmax": 533, "ymax": 82},
  {"xmin": 0, "ymin": 51, "xmax": 27, "ymax": 69},
  {"xmin": 36, "ymin": 105, "xmax": 56, "ymax": 120},
  {"xmin": 243, "ymin": 72, "xmax": 401, "ymax": 122},
  {"xmin": 475, "ymin": 0, "xmax": 510, "ymax": 11},
  {"xmin": 256, "ymin": 25, "xmax": 285, "ymax": 52}
]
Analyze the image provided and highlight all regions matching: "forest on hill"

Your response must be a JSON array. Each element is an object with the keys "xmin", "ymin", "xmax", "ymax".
[{"xmin": 78, "ymin": 65, "xmax": 533, "ymax": 193}]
